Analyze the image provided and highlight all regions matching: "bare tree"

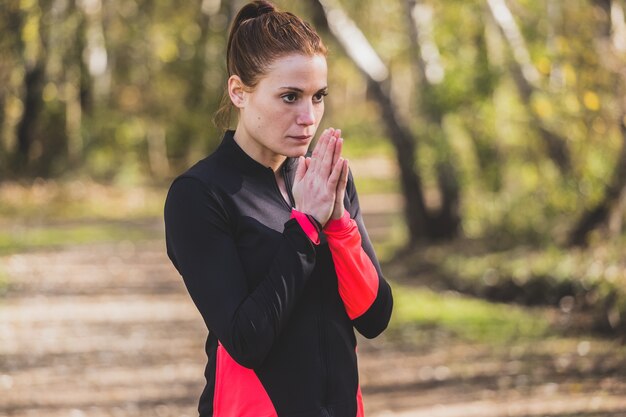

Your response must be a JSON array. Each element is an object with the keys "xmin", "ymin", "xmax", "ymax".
[
  {"xmin": 404, "ymin": 0, "xmax": 461, "ymax": 240},
  {"xmin": 309, "ymin": 0, "xmax": 466, "ymax": 243},
  {"xmin": 310, "ymin": 0, "xmax": 441, "ymax": 244}
]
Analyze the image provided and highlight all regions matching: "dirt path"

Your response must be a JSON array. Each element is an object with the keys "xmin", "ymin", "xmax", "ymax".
[{"xmin": 2, "ymin": 234, "xmax": 626, "ymax": 416}]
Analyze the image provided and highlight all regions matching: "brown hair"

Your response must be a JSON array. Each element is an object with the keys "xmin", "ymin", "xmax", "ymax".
[{"xmin": 214, "ymin": 1, "xmax": 328, "ymax": 129}]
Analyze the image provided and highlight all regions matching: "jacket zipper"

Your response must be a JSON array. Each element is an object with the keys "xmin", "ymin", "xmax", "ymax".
[
  {"xmin": 282, "ymin": 161, "xmax": 329, "ymax": 406},
  {"xmin": 318, "ymin": 282, "xmax": 329, "ymax": 407},
  {"xmin": 282, "ymin": 163, "xmax": 296, "ymax": 208}
]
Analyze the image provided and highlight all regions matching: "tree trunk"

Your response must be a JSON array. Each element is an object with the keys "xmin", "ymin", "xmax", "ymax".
[
  {"xmin": 14, "ymin": 61, "xmax": 46, "ymax": 173},
  {"xmin": 366, "ymin": 78, "xmax": 430, "ymax": 242},
  {"xmin": 405, "ymin": 0, "xmax": 461, "ymax": 240},
  {"xmin": 0, "ymin": 92, "xmax": 6, "ymax": 176},
  {"xmin": 187, "ymin": 0, "xmax": 216, "ymax": 108},
  {"xmin": 73, "ymin": 0, "xmax": 92, "ymax": 115},
  {"xmin": 568, "ymin": 118, "xmax": 626, "ymax": 246},
  {"xmin": 508, "ymin": 65, "xmax": 572, "ymax": 172},
  {"xmin": 309, "ymin": 0, "xmax": 430, "ymax": 245},
  {"xmin": 568, "ymin": 0, "xmax": 626, "ymax": 246},
  {"xmin": 486, "ymin": 0, "xmax": 572, "ymax": 173},
  {"xmin": 79, "ymin": 0, "xmax": 110, "ymax": 102}
]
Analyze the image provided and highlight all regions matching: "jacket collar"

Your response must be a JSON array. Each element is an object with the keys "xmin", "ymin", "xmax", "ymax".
[{"xmin": 217, "ymin": 130, "xmax": 298, "ymax": 177}]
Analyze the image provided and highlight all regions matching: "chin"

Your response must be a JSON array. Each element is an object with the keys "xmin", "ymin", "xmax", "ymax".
[{"xmin": 283, "ymin": 143, "xmax": 310, "ymax": 158}]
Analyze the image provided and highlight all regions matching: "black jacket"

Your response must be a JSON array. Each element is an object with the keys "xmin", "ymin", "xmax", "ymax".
[{"xmin": 164, "ymin": 130, "xmax": 393, "ymax": 416}]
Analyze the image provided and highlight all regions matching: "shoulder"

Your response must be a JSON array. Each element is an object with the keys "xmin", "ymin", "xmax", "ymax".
[
  {"xmin": 169, "ymin": 136, "xmax": 241, "ymax": 194},
  {"xmin": 175, "ymin": 152, "xmax": 223, "ymax": 188},
  {"xmin": 165, "ymin": 164, "xmax": 233, "ymax": 230},
  {"xmin": 165, "ymin": 149, "xmax": 234, "ymax": 213}
]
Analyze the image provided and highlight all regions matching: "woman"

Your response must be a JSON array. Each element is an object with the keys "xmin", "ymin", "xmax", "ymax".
[{"xmin": 164, "ymin": 2, "xmax": 393, "ymax": 416}]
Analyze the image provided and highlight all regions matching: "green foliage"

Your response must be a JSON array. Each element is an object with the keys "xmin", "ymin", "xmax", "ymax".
[
  {"xmin": 1, "ymin": 0, "xmax": 625, "ymax": 328},
  {"xmin": 390, "ymin": 284, "xmax": 550, "ymax": 343},
  {"xmin": 399, "ymin": 237, "xmax": 626, "ymax": 334}
]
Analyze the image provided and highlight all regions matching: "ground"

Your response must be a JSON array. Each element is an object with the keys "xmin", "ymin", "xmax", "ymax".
[
  {"xmin": 2, "ymin": 177, "xmax": 626, "ymax": 417},
  {"xmin": 2, "ymin": 229, "xmax": 626, "ymax": 417}
]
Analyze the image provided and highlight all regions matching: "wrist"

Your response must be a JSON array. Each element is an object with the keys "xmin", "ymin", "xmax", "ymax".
[
  {"xmin": 324, "ymin": 209, "xmax": 351, "ymax": 232},
  {"xmin": 290, "ymin": 209, "xmax": 321, "ymax": 245}
]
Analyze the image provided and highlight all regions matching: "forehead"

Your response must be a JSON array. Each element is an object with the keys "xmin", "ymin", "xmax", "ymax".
[{"xmin": 260, "ymin": 53, "xmax": 327, "ymax": 89}]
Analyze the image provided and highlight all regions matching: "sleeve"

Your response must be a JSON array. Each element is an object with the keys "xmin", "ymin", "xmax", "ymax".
[
  {"xmin": 323, "ymin": 171, "xmax": 393, "ymax": 339},
  {"xmin": 164, "ymin": 176, "xmax": 317, "ymax": 369}
]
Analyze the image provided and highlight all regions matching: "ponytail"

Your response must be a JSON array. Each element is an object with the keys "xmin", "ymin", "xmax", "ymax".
[{"xmin": 226, "ymin": 1, "xmax": 276, "ymax": 68}]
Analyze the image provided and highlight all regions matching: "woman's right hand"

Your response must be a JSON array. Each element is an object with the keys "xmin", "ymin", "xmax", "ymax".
[{"xmin": 292, "ymin": 128, "xmax": 345, "ymax": 227}]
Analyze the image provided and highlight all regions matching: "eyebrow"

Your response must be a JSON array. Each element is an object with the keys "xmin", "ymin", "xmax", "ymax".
[{"xmin": 279, "ymin": 86, "xmax": 328, "ymax": 93}]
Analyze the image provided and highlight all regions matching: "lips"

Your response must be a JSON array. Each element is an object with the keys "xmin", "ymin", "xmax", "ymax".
[{"xmin": 289, "ymin": 135, "xmax": 312, "ymax": 140}]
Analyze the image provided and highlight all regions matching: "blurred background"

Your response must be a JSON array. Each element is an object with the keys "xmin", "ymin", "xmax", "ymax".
[{"xmin": 1, "ymin": 0, "xmax": 626, "ymax": 416}]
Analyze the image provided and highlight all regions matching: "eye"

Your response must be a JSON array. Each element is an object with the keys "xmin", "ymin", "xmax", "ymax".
[
  {"xmin": 281, "ymin": 93, "xmax": 297, "ymax": 103},
  {"xmin": 313, "ymin": 91, "xmax": 328, "ymax": 103}
]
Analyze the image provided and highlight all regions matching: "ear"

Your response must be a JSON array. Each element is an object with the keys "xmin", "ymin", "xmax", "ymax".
[{"xmin": 228, "ymin": 75, "xmax": 246, "ymax": 109}]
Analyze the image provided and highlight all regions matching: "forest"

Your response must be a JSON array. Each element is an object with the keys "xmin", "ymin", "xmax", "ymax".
[
  {"xmin": 2, "ymin": 0, "xmax": 625, "ymax": 329},
  {"xmin": 2, "ymin": 0, "xmax": 626, "ymax": 416}
]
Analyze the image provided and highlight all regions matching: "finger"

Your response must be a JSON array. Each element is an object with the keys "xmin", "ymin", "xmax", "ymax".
[
  {"xmin": 331, "ymin": 135, "xmax": 343, "ymax": 169},
  {"xmin": 319, "ymin": 134, "xmax": 337, "ymax": 178},
  {"xmin": 336, "ymin": 159, "xmax": 349, "ymax": 196},
  {"xmin": 310, "ymin": 129, "xmax": 330, "ymax": 173},
  {"xmin": 333, "ymin": 160, "xmax": 349, "ymax": 217},
  {"xmin": 327, "ymin": 128, "xmax": 342, "ymax": 169},
  {"xmin": 293, "ymin": 156, "xmax": 307, "ymax": 184},
  {"xmin": 327, "ymin": 156, "xmax": 344, "ymax": 189}
]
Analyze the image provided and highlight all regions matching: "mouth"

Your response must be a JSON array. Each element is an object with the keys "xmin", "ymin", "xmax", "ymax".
[{"xmin": 288, "ymin": 135, "xmax": 312, "ymax": 141}]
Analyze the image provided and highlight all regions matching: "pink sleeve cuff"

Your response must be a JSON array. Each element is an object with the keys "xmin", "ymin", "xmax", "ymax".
[
  {"xmin": 290, "ymin": 210, "xmax": 320, "ymax": 245},
  {"xmin": 323, "ymin": 209, "xmax": 351, "ymax": 233}
]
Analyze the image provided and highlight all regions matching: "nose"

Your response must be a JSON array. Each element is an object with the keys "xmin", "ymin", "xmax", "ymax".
[{"xmin": 296, "ymin": 101, "xmax": 316, "ymax": 126}]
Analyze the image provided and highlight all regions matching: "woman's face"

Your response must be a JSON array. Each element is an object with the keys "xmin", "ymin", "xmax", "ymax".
[{"xmin": 231, "ymin": 53, "xmax": 328, "ymax": 167}]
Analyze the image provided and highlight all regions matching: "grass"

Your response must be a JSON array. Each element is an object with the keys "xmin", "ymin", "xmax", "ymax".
[
  {"xmin": 392, "ymin": 236, "xmax": 626, "ymax": 335},
  {"xmin": 0, "ymin": 180, "xmax": 166, "ymax": 254},
  {"xmin": 390, "ymin": 283, "xmax": 551, "ymax": 344},
  {"xmin": 0, "ymin": 268, "xmax": 8, "ymax": 296},
  {"xmin": 0, "ymin": 222, "xmax": 161, "ymax": 255},
  {"xmin": 0, "ymin": 179, "xmax": 167, "ymax": 222}
]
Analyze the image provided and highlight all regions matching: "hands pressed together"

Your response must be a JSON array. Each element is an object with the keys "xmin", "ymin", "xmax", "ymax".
[{"xmin": 292, "ymin": 128, "xmax": 349, "ymax": 227}]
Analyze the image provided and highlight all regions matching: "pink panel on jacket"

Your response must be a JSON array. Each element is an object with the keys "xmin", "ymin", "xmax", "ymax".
[
  {"xmin": 356, "ymin": 384, "xmax": 365, "ymax": 417},
  {"xmin": 213, "ymin": 343, "xmax": 277, "ymax": 417},
  {"xmin": 290, "ymin": 209, "xmax": 321, "ymax": 245},
  {"xmin": 324, "ymin": 210, "xmax": 379, "ymax": 319}
]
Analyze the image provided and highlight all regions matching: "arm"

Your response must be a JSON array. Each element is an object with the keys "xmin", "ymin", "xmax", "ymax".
[
  {"xmin": 164, "ymin": 177, "xmax": 316, "ymax": 369},
  {"xmin": 324, "ymin": 171, "xmax": 393, "ymax": 338}
]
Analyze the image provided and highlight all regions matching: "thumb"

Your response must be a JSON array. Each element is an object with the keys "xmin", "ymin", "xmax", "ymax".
[{"xmin": 294, "ymin": 156, "xmax": 307, "ymax": 184}]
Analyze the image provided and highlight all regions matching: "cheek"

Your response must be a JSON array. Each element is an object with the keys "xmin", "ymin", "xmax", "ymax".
[{"xmin": 315, "ymin": 104, "xmax": 325, "ymax": 122}]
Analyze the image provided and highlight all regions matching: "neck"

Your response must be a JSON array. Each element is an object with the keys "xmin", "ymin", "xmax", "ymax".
[{"xmin": 232, "ymin": 128, "xmax": 287, "ymax": 173}]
